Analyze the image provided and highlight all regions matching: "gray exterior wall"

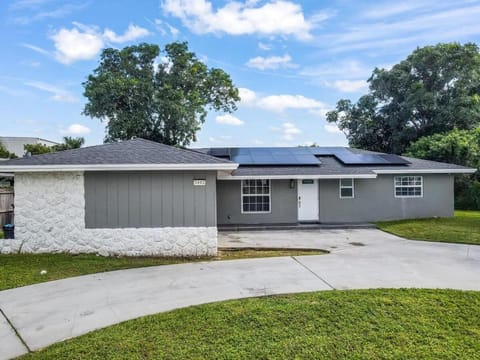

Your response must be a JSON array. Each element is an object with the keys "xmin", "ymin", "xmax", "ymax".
[
  {"xmin": 217, "ymin": 179, "xmax": 297, "ymax": 225},
  {"xmin": 84, "ymin": 171, "xmax": 217, "ymax": 228},
  {"xmin": 319, "ymin": 174, "xmax": 454, "ymax": 222}
]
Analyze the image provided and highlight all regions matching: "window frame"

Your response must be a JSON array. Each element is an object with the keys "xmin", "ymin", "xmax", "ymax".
[
  {"xmin": 394, "ymin": 176, "xmax": 423, "ymax": 198},
  {"xmin": 339, "ymin": 178, "xmax": 354, "ymax": 199},
  {"xmin": 240, "ymin": 179, "xmax": 272, "ymax": 214}
]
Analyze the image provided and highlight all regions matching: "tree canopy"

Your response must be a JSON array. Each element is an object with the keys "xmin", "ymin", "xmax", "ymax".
[
  {"xmin": 83, "ymin": 42, "xmax": 240, "ymax": 146},
  {"xmin": 406, "ymin": 129, "xmax": 480, "ymax": 209},
  {"xmin": 24, "ymin": 137, "xmax": 85, "ymax": 155},
  {"xmin": 0, "ymin": 142, "xmax": 16, "ymax": 159},
  {"xmin": 326, "ymin": 43, "xmax": 480, "ymax": 154},
  {"xmin": 405, "ymin": 129, "xmax": 480, "ymax": 168},
  {"xmin": 55, "ymin": 136, "xmax": 85, "ymax": 151}
]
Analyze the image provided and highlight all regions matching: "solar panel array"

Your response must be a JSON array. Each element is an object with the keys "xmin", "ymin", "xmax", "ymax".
[
  {"xmin": 203, "ymin": 147, "xmax": 410, "ymax": 166},
  {"xmin": 230, "ymin": 147, "xmax": 321, "ymax": 165}
]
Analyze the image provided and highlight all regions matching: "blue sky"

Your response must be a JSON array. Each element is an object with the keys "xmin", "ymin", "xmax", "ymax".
[{"xmin": 1, "ymin": 0, "xmax": 480, "ymax": 147}]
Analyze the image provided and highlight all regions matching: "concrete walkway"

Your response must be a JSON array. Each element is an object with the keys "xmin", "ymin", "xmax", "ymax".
[{"xmin": 1, "ymin": 229, "xmax": 480, "ymax": 359}]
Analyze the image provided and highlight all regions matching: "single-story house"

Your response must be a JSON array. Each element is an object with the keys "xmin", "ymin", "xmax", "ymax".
[{"xmin": 0, "ymin": 138, "xmax": 475, "ymax": 256}]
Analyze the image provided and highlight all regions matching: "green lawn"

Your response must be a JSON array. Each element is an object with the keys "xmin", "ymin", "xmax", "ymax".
[
  {"xmin": 22, "ymin": 289, "xmax": 480, "ymax": 359},
  {"xmin": 376, "ymin": 210, "xmax": 480, "ymax": 245},
  {"xmin": 0, "ymin": 249, "xmax": 325, "ymax": 291}
]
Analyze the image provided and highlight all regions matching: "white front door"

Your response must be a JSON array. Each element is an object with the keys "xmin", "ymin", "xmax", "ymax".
[{"xmin": 297, "ymin": 179, "xmax": 319, "ymax": 221}]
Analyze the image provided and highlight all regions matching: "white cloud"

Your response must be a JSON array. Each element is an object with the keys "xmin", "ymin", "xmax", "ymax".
[
  {"xmin": 166, "ymin": 23, "xmax": 180, "ymax": 36},
  {"xmin": 257, "ymin": 94, "xmax": 328, "ymax": 113},
  {"xmin": 161, "ymin": 0, "xmax": 325, "ymax": 40},
  {"xmin": 21, "ymin": 43, "xmax": 51, "ymax": 57},
  {"xmin": 246, "ymin": 54, "xmax": 297, "ymax": 70},
  {"xmin": 60, "ymin": 123, "xmax": 91, "ymax": 135},
  {"xmin": 50, "ymin": 23, "xmax": 150, "ymax": 64},
  {"xmin": 282, "ymin": 122, "xmax": 301, "ymax": 141},
  {"xmin": 103, "ymin": 24, "xmax": 151, "ymax": 43},
  {"xmin": 324, "ymin": 124, "xmax": 342, "ymax": 134},
  {"xmin": 51, "ymin": 26, "xmax": 104, "ymax": 64},
  {"xmin": 24, "ymin": 81, "xmax": 77, "ymax": 102},
  {"xmin": 215, "ymin": 114, "xmax": 245, "ymax": 126},
  {"xmin": 238, "ymin": 87, "xmax": 331, "ymax": 116},
  {"xmin": 238, "ymin": 87, "xmax": 257, "ymax": 106},
  {"xmin": 258, "ymin": 42, "xmax": 272, "ymax": 50},
  {"xmin": 155, "ymin": 19, "xmax": 180, "ymax": 37},
  {"xmin": 325, "ymin": 79, "xmax": 368, "ymax": 93}
]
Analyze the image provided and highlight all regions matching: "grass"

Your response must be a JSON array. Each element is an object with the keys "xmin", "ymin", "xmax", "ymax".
[
  {"xmin": 376, "ymin": 210, "xmax": 480, "ymax": 245},
  {"xmin": 0, "ymin": 249, "xmax": 325, "ymax": 291},
  {"xmin": 21, "ymin": 289, "xmax": 480, "ymax": 359}
]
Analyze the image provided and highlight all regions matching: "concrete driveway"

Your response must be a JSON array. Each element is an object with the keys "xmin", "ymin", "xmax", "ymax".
[
  {"xmin": 1, "ymin": 229, "xmax": 480, "ymax": 359},
  {"xmin": 219, "ymin": 228, "xmax": 399, "ymax": 251}
]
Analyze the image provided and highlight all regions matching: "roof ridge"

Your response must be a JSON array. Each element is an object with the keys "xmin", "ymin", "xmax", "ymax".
[{"xmin": 0, "ymin": 138, "xmax": 235, "ymax": 166}]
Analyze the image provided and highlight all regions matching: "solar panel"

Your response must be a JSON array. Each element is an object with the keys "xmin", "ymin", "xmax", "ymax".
[
  {"xmin": 308, "ymin": 147, "xmax": 410, "ymax": 165},
  {"xmin": 230, "ymin": 147, "xmax": 321, "ymax": 165},
  {"xmin": 378, "ymin": 154, "xmax": 411, "ymax": 165},
  {"xmin": 208, "ymin": 148, "xmax": 230, "ymax": 157}
]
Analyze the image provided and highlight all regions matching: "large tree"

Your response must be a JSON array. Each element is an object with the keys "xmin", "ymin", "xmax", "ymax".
[
  {"xmin": 326, "ymin": 43, "xmax": 480, "ymax": 154},
  {"xmin": 83, "ymin": 42, "xmax": 239, "ymax": 146},
  {"xmin": 406, "ymin": 129, "xmax": 480, "ymax": 209}
]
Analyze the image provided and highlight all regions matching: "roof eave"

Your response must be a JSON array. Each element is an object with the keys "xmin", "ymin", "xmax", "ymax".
[
  {"xmin": 0, "ymin": 163, "xmax": 239, "ymax": 173},
  {"xmin": 372, "ymin": 168, "xmax": 477, "ymax": 174},
  {"xmin": 218, "ymin": 174, "xmax": 377, "ymax": 180}
]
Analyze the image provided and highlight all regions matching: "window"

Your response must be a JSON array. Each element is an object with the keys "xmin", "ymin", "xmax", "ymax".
[
  {"xmin": 339, "ymin": 179, "xmax": 354, "ymax": 198},
  {"xmin": 394, "ymin": 176, "xmax": 423, "ymax": 198},
  {"xmin": 241, "ymin": 179, "xmax": 271, "ymax": 213}
]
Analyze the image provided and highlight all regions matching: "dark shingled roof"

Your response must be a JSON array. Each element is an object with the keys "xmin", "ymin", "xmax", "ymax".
[
  {"xmin": 231, "ymin": 156, "xmax": 474, "ymax": 177},
  {"xmin": 194, "ymin": 146, "xmax": 475, "ymax": 177},
  {"xmin": 0, "ymin": 138, "xmax": 233, "ymax": 166}
]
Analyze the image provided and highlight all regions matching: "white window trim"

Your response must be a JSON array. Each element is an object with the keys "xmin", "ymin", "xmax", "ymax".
[
  {"xmin": 339, "ymin": 178, "xmax": 354, "ymax": 199},
  {"xmin": 240, "ymin": 179, "xmax": 272, "ymax": 214},
  {"xmin": 394, "ymin": 176, "xmax": 423, "ymax": 198}
]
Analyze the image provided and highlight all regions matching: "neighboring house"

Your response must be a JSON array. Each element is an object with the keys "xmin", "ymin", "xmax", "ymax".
[
  {"xmin": 0, "ymin": 138, "xmax": 475, "ymax": 256},
  {"xmin": 0, "ymin": 136, "xmax": 59, "ymax": 157}
]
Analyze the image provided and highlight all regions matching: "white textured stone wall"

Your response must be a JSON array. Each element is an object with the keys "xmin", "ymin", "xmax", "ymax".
[{"xmin": 0, "ymin": 172, "xmax": 217, "ymax": 256}]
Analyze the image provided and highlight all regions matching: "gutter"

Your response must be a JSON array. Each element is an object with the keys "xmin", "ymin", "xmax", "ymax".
[
  {"xmin": 372, "ymin": 168, "xmax": 477, "ymax": 174},
  {"xmin": 217, "ymin": 174, "xmax": 378, "ymax": 180},
  {"xmin": 217, "ymin": 167, "xmax": 477, "ymax": 180},
  {"xmin": 0, "ymin": 163, "xmax": 239, "ymax": 173}
]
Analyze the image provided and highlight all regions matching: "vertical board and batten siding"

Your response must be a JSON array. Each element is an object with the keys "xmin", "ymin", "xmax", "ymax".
[{"xmin": 84, "ymin": 171, "xmax": 217, "ymax": 228}]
